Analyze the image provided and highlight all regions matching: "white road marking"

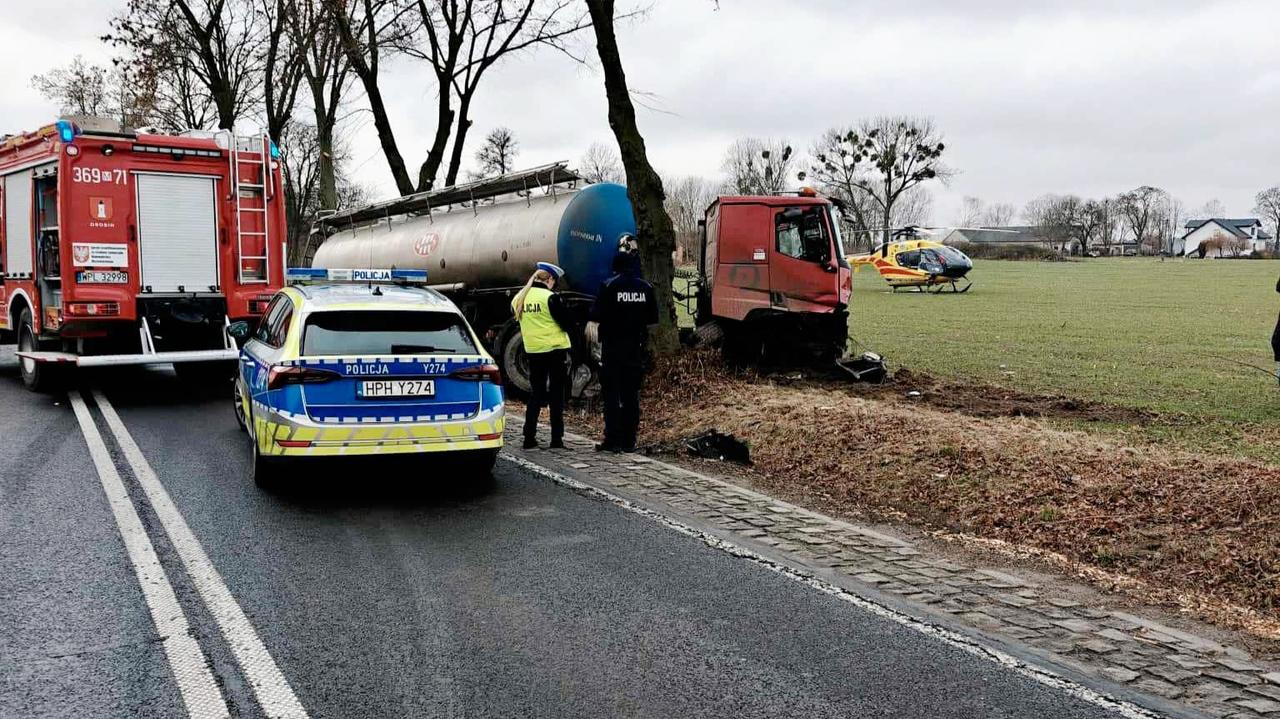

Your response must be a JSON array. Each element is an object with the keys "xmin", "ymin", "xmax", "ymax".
[
  {"xmin": 68, "ymin": 393, "xmax": 230, "ymax": 719},
  {"xmin": 502, "ymin": 454, "xmax": 1161, "ymax": 719},
  {"xmin": 92, "ymin": 390, "xmax": 311, "ymax": 719}
]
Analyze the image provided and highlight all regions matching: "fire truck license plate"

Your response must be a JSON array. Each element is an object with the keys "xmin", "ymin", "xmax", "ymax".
[
  {"xmin": 359, "ymin": 380, "xmax": 435, "ymax": 399},
  {"xmin": 75, "ymin": 270, "xmax": 128, "ymax": 284}
]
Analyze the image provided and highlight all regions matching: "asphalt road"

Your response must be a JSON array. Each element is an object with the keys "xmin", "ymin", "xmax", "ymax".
[{"xmin": 1, "ymin": 354, "xmax": 1127, "ymax": 719}]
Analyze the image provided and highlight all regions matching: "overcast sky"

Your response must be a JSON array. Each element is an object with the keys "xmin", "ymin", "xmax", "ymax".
[{"xmin": 3, "ymin": 0, "xmax": 1277, "ymax": 224}]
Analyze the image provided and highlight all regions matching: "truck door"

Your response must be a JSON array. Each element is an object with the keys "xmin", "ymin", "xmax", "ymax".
[
  {"xmin": 769, "ymin": 205, "xmax": 840, "ymax": 313},
  {"xmin": 711, "ymin": 203, "xmax": 771, "ymax": 322},
  {"xmin": 135, "ymin": 174, "xmax": 219, "ymax": 293}
]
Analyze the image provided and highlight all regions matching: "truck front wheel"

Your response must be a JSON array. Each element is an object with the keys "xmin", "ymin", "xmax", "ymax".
[{"xmin": 17, "ymin": 309, "xmax": 61, "ymax": 393}]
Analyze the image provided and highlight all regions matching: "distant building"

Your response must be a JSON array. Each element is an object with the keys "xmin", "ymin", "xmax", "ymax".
[
  {"xmin": 938, "ymin": 226, "xmax": 1085, "ymax": 255},
  {"xmin": 1176, "ymin": 219, "xmax": 1273, "ymax": 257}
]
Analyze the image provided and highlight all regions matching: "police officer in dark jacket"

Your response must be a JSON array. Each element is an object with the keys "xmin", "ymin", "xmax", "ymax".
[
  {"xmin": 587, "ymin": 244, "xmax": 658, "ymax": 452},
  {"xmin": 1272, "ymin": 275, "xmax": 1280, "ymax": 384}
]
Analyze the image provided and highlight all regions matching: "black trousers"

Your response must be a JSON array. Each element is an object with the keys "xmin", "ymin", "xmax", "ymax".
[
  {"xmin": 601, "ymin": 350, "xmax": 644, "ymax": 449},
  {"xmin": 525, "ymin": 349, "xmax": 567, "ymax": 442},
  {"xmin": 1272, "ymin": 311, "xmax": 1280, "ymax": 362}
]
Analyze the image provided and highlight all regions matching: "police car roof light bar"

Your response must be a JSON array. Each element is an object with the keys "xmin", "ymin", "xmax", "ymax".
[{"xmin": 286, "ymin": 267, "xmax": 430, "ymax": 284}]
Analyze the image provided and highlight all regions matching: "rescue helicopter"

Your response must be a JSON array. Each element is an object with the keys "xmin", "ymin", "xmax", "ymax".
[{"xmin": 844, "ymin": 225, "xmax": 1002, "ymax": 294}]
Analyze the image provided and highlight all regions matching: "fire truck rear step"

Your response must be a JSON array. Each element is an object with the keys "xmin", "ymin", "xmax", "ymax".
[{"xmin": 16, "ymin": 349, "xmax": 239, "ymax": 367}]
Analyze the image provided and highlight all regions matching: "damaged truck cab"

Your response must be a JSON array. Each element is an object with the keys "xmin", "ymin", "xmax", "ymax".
[{"xmin": 696, "ymin": 191, "xmax": 853, "ymax": 364}]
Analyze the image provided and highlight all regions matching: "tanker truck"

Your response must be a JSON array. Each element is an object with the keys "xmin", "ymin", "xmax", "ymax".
[{"xmin": 310, "ymin": 163, "xmax": 853, "ymax": 393}]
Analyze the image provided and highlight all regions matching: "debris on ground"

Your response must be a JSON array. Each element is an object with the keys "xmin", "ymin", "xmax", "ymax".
[
  {"xmin": 834, "ymin": 352, "xmax": 888, "ymax": 384},
  {"xmin": 683, "ymin": 430, "xmax": 751, "ymax": 465}
]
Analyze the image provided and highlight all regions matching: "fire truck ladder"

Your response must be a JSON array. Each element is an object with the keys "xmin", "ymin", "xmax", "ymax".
[{"xmin": 228, "ymin": 132, "xmax": 274, "ymax": 284}]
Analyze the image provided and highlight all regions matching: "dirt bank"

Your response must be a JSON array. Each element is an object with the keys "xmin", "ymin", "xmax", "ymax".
[{"xmin": 618, "ymin": 353, "xmax": 1280, "ymax": 619}]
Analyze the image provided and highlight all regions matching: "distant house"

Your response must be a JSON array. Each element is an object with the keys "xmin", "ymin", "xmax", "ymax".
[{"xmin": 1177, "ymin": 218, "xmax": 1273, "ymax": 257}]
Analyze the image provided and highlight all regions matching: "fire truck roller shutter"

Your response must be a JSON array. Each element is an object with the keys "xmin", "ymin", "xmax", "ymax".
[
  {"xmin": 136, "ymin": 174, "xmax": 219, "ymax": 293},
  {"xmin": 4, "ymin": 169, "xmax": 34, "ymax": 276}
]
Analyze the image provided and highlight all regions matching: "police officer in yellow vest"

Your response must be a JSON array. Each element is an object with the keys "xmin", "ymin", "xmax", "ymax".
[{"xmin": 511, "ymin": 262, "xmax": 573, "ymax": 449}]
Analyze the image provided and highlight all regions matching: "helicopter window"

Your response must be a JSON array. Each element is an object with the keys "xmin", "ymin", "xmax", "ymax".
[
  {"xmin": 896, "ymin": 250, "xmax": 922, "ymax": 268},
  {"xmin": 775, "ymin": 207, "xmax": 831, "ymax": 263}
]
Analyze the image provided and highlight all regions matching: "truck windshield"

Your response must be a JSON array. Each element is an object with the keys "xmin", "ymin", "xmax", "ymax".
[{"xmin": 302, "ymin": 311, "xmax": 478, "ymax": 356}]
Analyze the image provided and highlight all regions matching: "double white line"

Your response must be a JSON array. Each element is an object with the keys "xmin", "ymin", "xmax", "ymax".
[{"xmin": 70, "ymin": 389, "xmax": 309, "ymax": 719}]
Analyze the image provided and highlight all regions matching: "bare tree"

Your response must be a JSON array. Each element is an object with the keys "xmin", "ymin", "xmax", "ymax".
[
  {"xmin": 722, "ymin": 138, "xmax": 794, "ymax": 195},
  {"xmin": 665, "ymin": 175, "xmax": 717, "ymax": 262},
  {"xmin": 281, "ymin": 119, "xmax": 368, "ymax": 264},
  {"xmin": 288, "ymin": 0, "xmax": 355, "ymax": 211},
  {"xmin": 474, "ymin": 127, "xmax": 519, "ymax": 176},
  {"xmin": 1117, "ymin": 186, "xmax": 1171, "ymax": 254},
  {"xmin": 1076, "ymin": 198, "xmax": 1117, "ymax": 256},
  {"xmin": 31, "ymin": 57, "xmax": 112, "ymax": 119},
  {"xmin": 431, "ymin": 1, "xmax": 591, "ymax": 187},
  {"xmin": 579, "ymin": 141, "xmax": 624, "ymax": 184},
  {"xmin": 956, "ymin": 196, "xmax": 984, "ymax": 228},
  {"xmin": 107, "ymin": 0, "xmax": 264, "ymax": 131},
  {"xmin": 984, "ymin": 202, "xmax": 1015, "ymax": 227},
  {"xmin": 258, "ymin": 0, "xmax": 306, "ymax": 143},
  {"xmin": 585, "ymin": 0, "xmax": 678, "ymax": 353},
  {"xmin": 1023, "ymin": 194, "xmax": 1081, "ymax": 254},
  {"xmin": 806, "ymin": 128, "xmax": 877, "ymax": 249},
  {"xmin": 325, "ymin": 0, "xmax": 417, "ymax": 194},
  {"xmin": 1165, "ymin": 196, "xmax": 1187, "ymax": 254},
  {"xmin": 892, "ymin": 186, "xmax": 932, "ymax": 227},
  {"xmin": 31, "ymin": 56, "xmax": 158, "ymax": 129},
  {"xmin": 1199, "ymin": 198, "xmax": 1227, "ymax": 219},
  {"xmin": 810, "ymin": 116, "xmax": 952, "ymax": 247},
  {"xmin": 1254, "ymin": 187, "xmax": 1280, "ymax": 254}
]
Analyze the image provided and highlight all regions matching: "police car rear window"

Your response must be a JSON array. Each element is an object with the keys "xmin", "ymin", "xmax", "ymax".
[{"xmin": 302, "ymin": 311, "xmax": 477, "ymax": 356}]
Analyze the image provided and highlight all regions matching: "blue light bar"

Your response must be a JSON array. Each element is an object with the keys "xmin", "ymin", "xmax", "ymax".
[
  {"xmin": 55, "ymin": 120, "xmax": 76, "ymax": 143},
  {"xmin": 286, "ymin": 267, "xmax": 429, "ymax": 284},
  {"xmin": 269, "ymin": 140, "xmax": 281, "ymax": 159}
]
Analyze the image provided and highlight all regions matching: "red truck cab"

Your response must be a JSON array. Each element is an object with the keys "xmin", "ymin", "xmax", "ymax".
[
  {"xmin": 0, "ymin": 119, "xmax": 285, "ymax": 390},
  {"xmin": 697, "ymin": 191, "xmax": 852, "ymax": 363}
]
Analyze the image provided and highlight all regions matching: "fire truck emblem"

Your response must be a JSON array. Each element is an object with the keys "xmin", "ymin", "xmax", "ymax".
[
  {"xmin": 90, "ymin": 197, "xmax": 113, "ymax": 221},
  {"xmin": 73, "ymin": 244, "xmax": 92, "ymax": 264},
  {"xmin": 414, "ymin": 232, "xmax": 440, "ymax": 257}
]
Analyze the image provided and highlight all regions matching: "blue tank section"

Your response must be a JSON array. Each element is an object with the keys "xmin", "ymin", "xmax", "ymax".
[{"xmin": 555, "ymin": 183, "xmax": 637, "ymax": 295}]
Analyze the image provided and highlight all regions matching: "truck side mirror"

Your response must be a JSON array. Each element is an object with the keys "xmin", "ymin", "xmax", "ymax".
[{"xmin": 226, "ymin": 321, "xmax": 252, "ymax": 343}]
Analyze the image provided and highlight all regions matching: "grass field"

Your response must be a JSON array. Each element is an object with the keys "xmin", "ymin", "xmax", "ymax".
[{"xmin": 848, "ymin": 258, "xmax": 1280, "ymax": 457}]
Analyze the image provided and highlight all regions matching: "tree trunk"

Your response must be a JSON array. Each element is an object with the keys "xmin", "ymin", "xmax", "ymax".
[
  {"xmin": 314, "ymin": 104, "xmax": 338, "ymax": 210},
  {"xmin": 586, "ymin": 0, "xmax": 678, "ymax": 354},
  {"xmin": 443, "ymin": 94, "xmax": 474, "ymax": 188},
  {"xmin": 417, "ymin": 91, "xmax": 455, "ymax": 191},
  {"xmin": 882, "ymin": 204, "xmax": 892, "ymax": 254}
]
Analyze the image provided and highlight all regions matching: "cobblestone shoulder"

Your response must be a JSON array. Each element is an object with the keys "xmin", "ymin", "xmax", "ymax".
[{"xmin": 506, "ymin": 418, "xmax": 1280, "ymax": 719}]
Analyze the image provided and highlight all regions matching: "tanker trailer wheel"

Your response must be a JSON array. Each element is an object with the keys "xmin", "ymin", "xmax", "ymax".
[{"xmin": 498, "ymin": 325, "xmax": 533, "ymax": 396}]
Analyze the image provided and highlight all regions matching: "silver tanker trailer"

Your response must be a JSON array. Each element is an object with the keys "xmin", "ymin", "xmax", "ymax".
[{"xmin": 310, "ymin": 164, "xmax": 636, "ymax": 394}]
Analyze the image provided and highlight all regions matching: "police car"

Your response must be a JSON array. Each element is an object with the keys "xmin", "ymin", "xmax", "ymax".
[{"xmin": 226, "ymin": 268, "xmax": 504, "ymax": 488}]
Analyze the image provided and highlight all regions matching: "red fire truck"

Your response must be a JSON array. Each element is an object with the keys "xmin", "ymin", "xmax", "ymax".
[{"xmin": 0, "ymin": 119, "xmax": 286, "ymax": 390}]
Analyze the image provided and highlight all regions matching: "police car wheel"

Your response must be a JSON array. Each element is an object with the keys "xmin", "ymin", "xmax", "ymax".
[
  {"xmin": 232, "ymin": 380, "xmax": 247, "ymax": 430},
  {"xmin": 467, "ymin": 448, "xmax": 499, "ymax": 477},
  {"xmin": 245, "ymin": 412, "xmax": 280, "ymax": 489}
]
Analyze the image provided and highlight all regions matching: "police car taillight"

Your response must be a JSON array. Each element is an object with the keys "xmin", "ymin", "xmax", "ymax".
[
  {"xmin": 449, "ymin": 363, "xmax": 502, "ymax": 385},
  {"xmin": 267, "ymin": 365, "xmax": 340, "ymax": 390}
]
